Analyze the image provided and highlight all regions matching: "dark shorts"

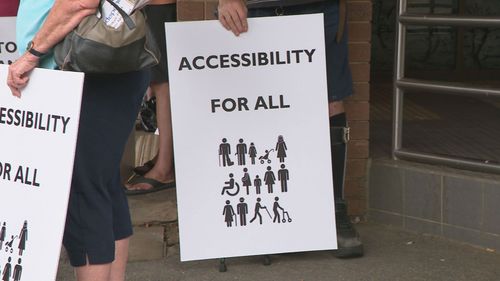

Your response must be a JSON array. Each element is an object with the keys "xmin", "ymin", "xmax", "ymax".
[
  {"xmin": 145, "ymin": 3, "xmax": 177, "ymax": 83},
  {"xmin": 248, "ymin": 0, "xmax": 353, "ymax": 102},
  {"xmin": 62, "ymin": 70, "xmax": 150, "ymax": 267}
]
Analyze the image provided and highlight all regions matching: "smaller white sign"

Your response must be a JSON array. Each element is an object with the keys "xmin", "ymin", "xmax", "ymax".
[
  {"xmin": 0, "ymin": 65, "xmax": 84, "ymax": 280},
  {"xmin": 166, "ymin": 14, "xmax": 337, "ymax": 262},
  {"xmin": 0, "ymin": 17, "xmax": 18, "ymax": 65}
]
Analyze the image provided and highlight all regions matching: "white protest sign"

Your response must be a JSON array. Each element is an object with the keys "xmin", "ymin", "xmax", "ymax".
[
  {"xmin": 0, "ymin": 65, "xmax": 84, "ymax": 280},
  {"xmin": 166, "ymin": 14, "xmax": 337, "ymax": 261},
  {"xmin": 0, "ymin": 17, "xmax": 18, "ymax": 65}
]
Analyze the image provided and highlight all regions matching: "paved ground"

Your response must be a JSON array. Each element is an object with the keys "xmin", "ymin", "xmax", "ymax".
[{"xmin": 56, "ymin": 222, "xmax": 500, "ymax": 281}]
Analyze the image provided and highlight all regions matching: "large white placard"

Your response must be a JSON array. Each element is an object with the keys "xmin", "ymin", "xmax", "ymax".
[
  {"xmin": 0, "ymin": 65, "xmax": 84, "ymax": 280},
  {"xmin": 166, "ymin": 14, "xmax": 337, "ymax": 261},
  {"xmin": 0, "ymin": 17, "xmax": 18, "ymax": 65}
]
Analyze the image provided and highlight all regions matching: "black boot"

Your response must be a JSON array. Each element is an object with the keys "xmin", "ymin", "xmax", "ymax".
[
  {"xmin": 333, "ymin": 200, "xmax": 364, "ymax": 258},
  {"xmin": 330, "ymin": 113, "xmax": 363, "ymax": 258}
]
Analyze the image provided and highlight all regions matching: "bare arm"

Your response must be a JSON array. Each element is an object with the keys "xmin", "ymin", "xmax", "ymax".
[
  {"xmin": 217, "ymin": 0, "xmax": 248, "ymax": 36},
  {"xmin": 7, "ymin": 0, "xmax": 99, "ymax": 97}
]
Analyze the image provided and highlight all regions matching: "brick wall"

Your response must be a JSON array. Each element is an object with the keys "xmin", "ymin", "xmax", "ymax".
[
  {"xmin": 176, "ymin": 0, "xmax": 372, "ymax": 217},
  {"xmin": 344, "ymin": 0, "xmax": 372, "ymax": 217}
]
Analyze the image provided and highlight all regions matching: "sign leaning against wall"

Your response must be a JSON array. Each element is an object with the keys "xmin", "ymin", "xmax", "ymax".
[{"xmin": 166, "ymin": 14, "xmax": 337, "ymax": 261}]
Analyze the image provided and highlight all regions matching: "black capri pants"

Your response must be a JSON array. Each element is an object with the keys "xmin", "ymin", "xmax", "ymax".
[{"xmin": 63, "ymin": 70, "xmax": 150, "ymax": 266}]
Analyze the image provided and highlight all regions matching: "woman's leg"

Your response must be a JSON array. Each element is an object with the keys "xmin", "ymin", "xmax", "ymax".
[
  {"xmin": 126, "ymin": 3, "xmax": 177, "ymax": 191},
  {"xmin": 75, "ymin": 263, "xmax": 111, "ymax": 281},
  {"xmin": 143, "ymin": 82, "xmax": 174, "ymax": 181},
  {"xmin": 74, "ymin": 238, "xmax": 129, "ymax": 281},
  {"xmin": 127, "ymin": 82, "xmax": 175, "ymax": 191}
]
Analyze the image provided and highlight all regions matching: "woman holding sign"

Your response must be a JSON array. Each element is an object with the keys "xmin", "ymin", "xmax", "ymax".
[
  {"xmin": 7, "ymin": 0, "xmax": 150, "ymax": 280},
  {"xmin": 217, "ymin": 0, "xmax": 364, "ymax": 258}
]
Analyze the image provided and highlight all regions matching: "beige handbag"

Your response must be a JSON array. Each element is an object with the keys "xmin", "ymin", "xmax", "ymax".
[{"xmin": 54, "ymin": 0, "xmax": 160, "ymax": 73}]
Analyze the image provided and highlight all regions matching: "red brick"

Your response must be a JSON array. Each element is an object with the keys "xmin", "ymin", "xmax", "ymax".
[
  {"xmin": 348, "ymin": 120, "xmax": 369, "ymax": 140},
  {"xmin": 205, "ymin": 1, "xmax": 218, "ymax": 20},
  {"xmin": 346, "ymin": 159, "xmax": 367, "ymax": 178},
  {"xmin": 177, "ymin": 1, "xmax": 205, "ymax": 21},
  {"xmin": 347, "ymin": 1, "xmax": 373, "ymax": 22},
  {"xmin": 344, "ymin": 178, "xmax": 366, "ymax": 198},
  {"xmin": 350, "ymin": 63, "xmax": 370, "ymax": 83},
  {"xmin": 347, "ymin": 140, "xmax": 369, "ymax": 158},
  {"xmin": 348, "ymin": 22, "xmax": 372, "ymax": 42},
  {"xmin": 348, "ymin": 83, "xmax": 370, "ymax": 101},
  {"xmin": 345, "ymin": 101, "xmax": 369, "ymax": 121},
  {"xmin": 349, "ymin": 42, "xmax": 371, "ymax": 62}
]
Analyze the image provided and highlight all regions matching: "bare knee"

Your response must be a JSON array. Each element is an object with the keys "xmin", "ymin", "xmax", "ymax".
[{"xmin": 328, "ymin": 101, "xmax": 345, "ymax": 116}]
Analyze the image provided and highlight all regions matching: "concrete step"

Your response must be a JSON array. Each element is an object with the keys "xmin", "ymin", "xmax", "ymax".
[{"xmin": 128, "ymin": 188, "xmax": 179, "ymax": 262}]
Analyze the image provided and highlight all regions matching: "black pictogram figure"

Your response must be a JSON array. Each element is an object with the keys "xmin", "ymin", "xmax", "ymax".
[
  {"xmin": 264, "ymin": 166, "xmax": 276, "ymax": 193},
  {"xmin": 273, "ymin": 197, "xmax": 285, "ymax": 223},
  {"xmin": 258, "ymin": 149, "xmax": 274, "ymax": 164},
  {"xmin": 249, "ymin": 143, "xmax": 257, "ymax": 165},
  {"xmin": 250, "ymin": 198, "xmax": 271, "ymax": 225},
  {"xmin": 275, "ymin": 135, "xmax": 288, "ymax": 163},
  {"xmin": 5, "ymin": 236, "xmax": 15, "ymax": 253},
  {"xmin": 235, "ymin": 138, "xmax": 247, "ymax": 166},
  {"xmin": 2, "ymin": 257, "xmax": 11, "ymax": 281},
  {"xmin": 221, "ymin": 173, "xmax": 240, "ymax": 196},
  {"xmin": 237, "ymin": 198, "xmax": 248, "ymax": 226},
  {"xmin": 13, "ymin": 258, "xmax": 22, "ymax": 281},
  {"xmin": 278, "ymin": 164, "xmax": 290, "ymax": 192},
  {"xmin": 241, "ymin": 168, "xmax": 252, "ymax": 195},
  {"xmin": 254, "ymin": 175, "xmax": 262, "ymax": 195},
  {"xmin": 0, "ymin": 222, "xmax": 5, "ymax": 250},
  {"xmin": 219, "ymin": 138, "xmax": 234, "ymax": 167},
  {"xmin": 18, "ymin": 221, "xmax": 27, "ymax": 256},
  {"xmin": 222, "ymin": 200, "xmax": 236, "ymax": 227}
]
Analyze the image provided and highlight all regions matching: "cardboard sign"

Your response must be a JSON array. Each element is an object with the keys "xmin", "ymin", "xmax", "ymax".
[
  {"xmin": 0, "ymin": 17, "xmax": 18, "ymax": 65},
  {"xmin": 0, "ymin": 65, "xmax": 84, "ymax": 280},
  {"xmin": 166, "ymin": 14, "xmax": 337, "ymax": 261}
]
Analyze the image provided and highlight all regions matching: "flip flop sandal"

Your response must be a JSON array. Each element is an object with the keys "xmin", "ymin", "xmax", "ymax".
[
  {"xmin": 125, "ymin": 175, "xmax": 175, "ymax": 196},
  {"xmin": 133, "ymin": 160, "xmax": 155, "ymax": 176}
]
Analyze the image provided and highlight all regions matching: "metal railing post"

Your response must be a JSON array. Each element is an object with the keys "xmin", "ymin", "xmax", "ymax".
[
  {"xmin": 391, "ymin": 0, "xmax": 500, "ymax": 173},
  {"xmin": 392, "ymin": 0, "xmax": 407, "ymax": 159}
]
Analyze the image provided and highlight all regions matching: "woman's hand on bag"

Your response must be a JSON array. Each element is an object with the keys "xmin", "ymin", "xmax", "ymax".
[
  {"xmin": 7, "ymin": 53, "xmax": 39, "ymax": 98},
  {"xmin": 217, "ymin": 0, "xmax": 248, "ymax": 36}
]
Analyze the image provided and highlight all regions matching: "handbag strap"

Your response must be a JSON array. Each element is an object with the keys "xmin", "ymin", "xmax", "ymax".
[{"xmin": 102, "ymin": 0, "xmax": 137, "ymax": 30}]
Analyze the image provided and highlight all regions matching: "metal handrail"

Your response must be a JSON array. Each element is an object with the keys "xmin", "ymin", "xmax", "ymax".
[
  {"xmin": 392, "ymin": 0, "xmax": 500, "ymax": 174},
  {"xmin": 399, "ymin": 14, "xmax": 500, "ymax": 27},
  {"xmin": 396, "ymin": 78, "xmax": 500, "ymax": 98},
  {"xmin": 395, "ymin": 150, "xmax": 500, "ymax": 174}
]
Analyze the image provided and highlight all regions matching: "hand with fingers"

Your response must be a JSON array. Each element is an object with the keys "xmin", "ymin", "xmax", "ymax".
[
  {"xmin": 217, "ymin": 0, "xmax": 248, "ymax": 36},
  {"xmin": 7, "ymin": 53, "xmax": 40, "ymax": 98}
]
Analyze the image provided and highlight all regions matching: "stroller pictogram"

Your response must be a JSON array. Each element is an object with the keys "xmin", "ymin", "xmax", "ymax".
[
  {"xmin": 259, "ymin": 149, "xmax": 275, "ymax": 164},
  {"xmin": 282, "ymin": 210, "xmax": 292, "ymax": 223},
  {"xmin": 5, "ymin": 235, "xmax": 16, "ymax": 253}
]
